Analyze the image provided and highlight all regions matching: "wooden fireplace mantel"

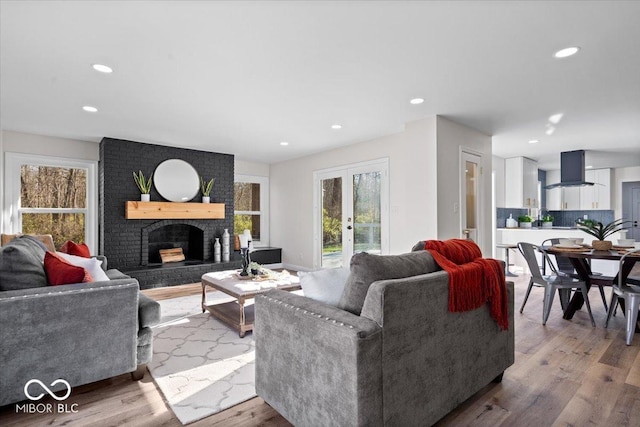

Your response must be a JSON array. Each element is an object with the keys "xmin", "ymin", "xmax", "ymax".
[{"xmin": 125, "ymin": 201, "xmax": 225, "ymax": 220}]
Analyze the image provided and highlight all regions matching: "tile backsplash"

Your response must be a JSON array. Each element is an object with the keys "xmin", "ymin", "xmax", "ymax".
[{"xmin": 496, "ymin": 208, "xmax": 614, "ymax": 228}]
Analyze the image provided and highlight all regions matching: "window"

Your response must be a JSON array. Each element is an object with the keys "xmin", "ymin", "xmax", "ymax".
[
  {"xmin": 234, "ymin": 175, "xmax": 269, "ymax": 246},
  {"xmin": 4, "ymin": 153, "xmax": 97, "ymax": 252}
]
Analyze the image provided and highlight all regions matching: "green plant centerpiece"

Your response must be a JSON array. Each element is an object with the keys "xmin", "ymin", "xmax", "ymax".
[
  {"xmin": 133, "ymin": 171, "xmax": 153, "ymax": 201},
  {"xmin": 200, "ymin": 176, "xmax": 215, "ymax": 202},
  {"xmin": 518, "ymin": 215, "xmax": 534, "ymax": 228},
  {"xmin": 575, "ymin": 218, "xmax": 632, "ymax": 250}
]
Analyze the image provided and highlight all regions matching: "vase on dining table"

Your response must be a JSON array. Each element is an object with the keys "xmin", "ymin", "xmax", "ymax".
[{"xmin": 592, "ymin": 240, "xmax": 612, "ymax": 251}]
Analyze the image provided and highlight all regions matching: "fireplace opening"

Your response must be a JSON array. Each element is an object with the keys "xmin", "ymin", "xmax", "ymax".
[{"xmin": 148, "ymin": 224, "xmax": 204, "ymax": 264}]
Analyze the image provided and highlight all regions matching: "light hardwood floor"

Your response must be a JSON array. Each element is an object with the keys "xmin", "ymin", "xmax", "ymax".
[{"xmin": 2, "ymin": 275, "xmax": 639, "ymax": 426}]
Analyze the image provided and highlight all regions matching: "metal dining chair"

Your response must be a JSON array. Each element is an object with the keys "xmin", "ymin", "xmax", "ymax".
[
  {"xmin": 541, "ymin": 237, "xmax": 609, "ymax": 311},
  {"xmin": 518, "ymin": 242, "xmax": 596, "ymax": 326},
  {"xmin": 604, "ymin": 248, "xmax": 640, "ymax": 345}
]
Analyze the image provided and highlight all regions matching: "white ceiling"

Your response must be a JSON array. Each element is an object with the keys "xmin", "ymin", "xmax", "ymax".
[{"xmin": 1, "ymin": 1, "xmax": 639, "ymax": 169}]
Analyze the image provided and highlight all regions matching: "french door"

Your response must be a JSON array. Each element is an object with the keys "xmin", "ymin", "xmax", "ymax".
[{"xmin": 314, "ymin": 159, "xmax": 389, "ymax": 268}]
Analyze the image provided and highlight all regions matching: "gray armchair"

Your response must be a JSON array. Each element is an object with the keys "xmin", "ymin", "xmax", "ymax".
[
  {"xmin": 0, "ymin": 236, "xmax": 160, "ymax": 406},
  {"xmin": 255, "ymin": 268, "xmax": 515, "ymax": 426}
]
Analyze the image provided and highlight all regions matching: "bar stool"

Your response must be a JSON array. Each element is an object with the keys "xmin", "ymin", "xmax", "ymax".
[{"xmin": 497, "ymin": 243, "xmax": 518, "ymax": 277}]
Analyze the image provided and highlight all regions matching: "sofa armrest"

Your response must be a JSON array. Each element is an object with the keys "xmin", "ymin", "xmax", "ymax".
[
  {"xmin": 94, "ymin": 255, "xmax": 108, "ymax": 271},
  {"xmin": 138, "ymin": 293, "xmax": 161, "ymax": 328},
  {"xmin": 255, "ymin": 289, "xmax": 383, "ymax": 427}
]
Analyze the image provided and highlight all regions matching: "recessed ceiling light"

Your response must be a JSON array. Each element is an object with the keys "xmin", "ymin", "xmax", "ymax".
[
  {"xmin": 280, "ymin": 141, "xmax": 289, "ymax": 146},
  {"xmin": 585, "ymin": 165, "xmax": 593, "ymax": 169},
  {"xmin": 409, "ymin": 98, "xmax": 424, "ymax": 105},
  {"xmin": 92, "ymin": 64, "xmax": 113, "ymax": 73},
  {"xmin": 528, "ymin": 140, "xmax": 539, "ymax": 144},
  {"xmin": 545, "ymin": 127, "xmax": 555, "ymax": 136},
  {"xmin": 331, "ymin": 124, "xmax": 342, "ymax": 130},
  {"xmin": 548, "ymin": 113, "xmax": 563, "ymax": 124},
  {"xmin": 82, "ymin": 105, "xmax": 98, "ymax": 113},
  {"xmin": 554, "ymin": 47, "xmax": 580, "ymax": 58}
]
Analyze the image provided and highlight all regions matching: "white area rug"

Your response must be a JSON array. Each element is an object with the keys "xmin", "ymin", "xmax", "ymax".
[{"xmin": 149, "ymin": 293, "xmax": 256, "ymax": 425}]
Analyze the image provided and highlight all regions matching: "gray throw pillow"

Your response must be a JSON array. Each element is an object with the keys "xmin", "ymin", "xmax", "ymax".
[
  {"xmin": 0, "ymin": 235, "xmax": 49, "ymax": 291},
  {"xmin": 338, "ymin": 251, "xmax": 441, "ymax": 315},
  {"xmin": 299, "ymin": 267, "xmax": 350, "ymax": 307}
]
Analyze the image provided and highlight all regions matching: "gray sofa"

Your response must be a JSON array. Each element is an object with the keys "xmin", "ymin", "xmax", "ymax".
[
  {"xmin": 0, "ymin": 236, "xmax": 160, "ymax": 406},
  {"xmin": 255, "ymin": 250, "xmax": 515, "ymax": 427}
]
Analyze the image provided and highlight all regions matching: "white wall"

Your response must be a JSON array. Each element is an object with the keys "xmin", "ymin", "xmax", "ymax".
[
  {"xmin": 1, "ymin": 130, "xmax": 99, "ymax": 160},
  {"xmin": 235, "ymin": 159, "xmax": 270, "ymax": 177},
  {"xmin": 270, "ymin": 117, "xmax": 438, "ymax": 269},
  {"xmin": 436, "ymin": 117, "xmax": 493, "ymax": 255}
]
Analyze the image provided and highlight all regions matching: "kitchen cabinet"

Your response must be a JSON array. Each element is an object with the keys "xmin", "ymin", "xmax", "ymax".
[
  {"xmin": 505, "ymin": 157, "xmax": 538, "ymax": 208},
  {"xmin": 580, "ymin": 168, "xmax": 611, "ymax": 209},
  {"xmin": 545, "ymin": 170, "xmax": 583, "ymax": 210}
]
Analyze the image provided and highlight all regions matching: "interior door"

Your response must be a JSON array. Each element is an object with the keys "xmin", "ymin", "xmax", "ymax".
[
  {"xmin": 461, "ymin": 151, "xmax": 481, "ymax": 245},
  {"xmin": 622, "ymin": 181, "xmax": 640, "ymax": 241},
  {"xmin": 315, "ymin": 159, "xmax": 389, "ymax": 268}
]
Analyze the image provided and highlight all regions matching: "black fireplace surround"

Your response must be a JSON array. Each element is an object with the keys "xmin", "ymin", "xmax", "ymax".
[{"xmin": 99, "ymin": 138, "xmax": 241, "ymax": 289}]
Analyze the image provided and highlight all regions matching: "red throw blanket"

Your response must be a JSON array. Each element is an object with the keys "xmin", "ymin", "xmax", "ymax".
[{"xmin": 424, "ymin": 239, "xmax": 509, "ymax": 330}]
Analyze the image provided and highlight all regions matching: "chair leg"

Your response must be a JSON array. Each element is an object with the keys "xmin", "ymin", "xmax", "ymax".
[
  {"xmin": 580, "ymin": 284, "xmax": 596, "ymax": 327},
  {"xmin": 624, "ymin": 294, "xmax": 640, "ymax": 346},
  {"xmin": 543, "ymin": 285, "xmax": 555, "ymax": 325},
  {"xmin": 605, "ymin": 293, "xmax": 618, "ymax": 328},
  {"xmin": 520, "ymin": 278, "xmax": 534, "ymax": 314},
  {"xmin": 598, "ymin": 285, "xmax": 608, "ymax": 312},
  {"xmin": 131, "ymin": 365, "xmax": 146, "ymax": 381}
]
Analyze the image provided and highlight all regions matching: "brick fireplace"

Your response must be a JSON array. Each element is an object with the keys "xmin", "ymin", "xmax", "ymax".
[{"xmin": 99, "ymin": 138, "xmax": 241, "ymax": 289}]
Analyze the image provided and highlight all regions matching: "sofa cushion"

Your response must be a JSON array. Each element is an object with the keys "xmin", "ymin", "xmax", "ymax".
[
  {"xmin": 60, "ymin": 240, "xmax": 91, "ymax": 257},
  {"xmin": 44, "ymin": 252, "xmax": 92, "ymax": 285},
  {"xmin": 338, "ymin": 251, "xmax": 441, "ymax": 315},
  {"xmin": 299, "ymin": 267, "xmax": 349, "ymax": 307},
  {"xmin": 56, "ymin": 252, "xmax": 110, "ymax": 282},
  {"xmin": 0, "ymin": 235, "xmax": 48, "ymax": 291}
]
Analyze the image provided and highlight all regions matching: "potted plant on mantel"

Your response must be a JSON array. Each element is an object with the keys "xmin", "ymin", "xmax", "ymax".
[
  {"xmin": 541, "ymin": 214, "xmax": 553, "ymax": 228},
  {"xmin": 200, "ymin": 176, "xmax": 215, "ymax": 203},
  {"xmin": 133, "ymin": 171, "xmax": 153, "ymax": 202},
  {"xmin": 575, "ymin": 218, "xmax": 632, "ymax": 250},
  {"xmin": 518, "ymin": 215, "xmax": 534, "ymax": 228}
]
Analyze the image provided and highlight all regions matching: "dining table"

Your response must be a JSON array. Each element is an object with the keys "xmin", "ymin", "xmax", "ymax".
[{"xmin": 544, "ymin": 245, "xmax": 640, "ymax": 329}]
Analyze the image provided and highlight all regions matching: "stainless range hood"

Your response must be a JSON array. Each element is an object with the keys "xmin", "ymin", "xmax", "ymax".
[{"xmin": 545, "ymin": 150, "xmax": 595, "ymax": 189}]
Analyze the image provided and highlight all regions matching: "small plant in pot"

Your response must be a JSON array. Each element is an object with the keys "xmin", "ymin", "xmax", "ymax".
[
  {"xmin": 133, "ymin": 171, "xmax": 153, "ymax": 201},
  {"xmin": 541, "ymin": 214, "xmax": 553, "ymax": 228},
  {"xmin": 200, "ymin": 176, "xmax": 215, "ymax": 203},
  {"xmin": 575, "ymin": 218, "xmax": 632, "ymax": 251},
  {"xmin": 518, "ymin": 215, "xmax": 534, "ymax": 228}
]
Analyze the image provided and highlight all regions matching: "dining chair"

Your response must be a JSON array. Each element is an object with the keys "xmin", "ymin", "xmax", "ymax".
[
  {"xmin": 518, "ymin": 242, "xmax": 596, "ymax": 326},
  {"xmin": 604, "ymin": 248, "xmax": 640, "ymax": 345},
  {"xmin": 541, "ymin": 237, "xmax": 609, "ymax": 311}
]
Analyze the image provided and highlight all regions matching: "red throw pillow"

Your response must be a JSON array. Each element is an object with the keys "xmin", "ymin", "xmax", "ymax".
[
  {"xmin": 44, "ymin": 252, "xmax": 93, "ymax": 286},
  {"xmin": 60, "ymin": 240, "xmax": 91, "ymax": 258}
]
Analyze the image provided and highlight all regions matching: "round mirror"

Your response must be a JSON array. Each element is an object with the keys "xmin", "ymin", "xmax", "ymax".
[{"xmin": 154, "ymin": 159, "xmax": 200, "ymax": 202}]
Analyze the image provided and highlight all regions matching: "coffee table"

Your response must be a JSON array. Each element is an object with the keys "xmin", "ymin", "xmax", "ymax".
[{"xmin": 201, "ymin": 270, "xmax": 301, "ymax": 337}]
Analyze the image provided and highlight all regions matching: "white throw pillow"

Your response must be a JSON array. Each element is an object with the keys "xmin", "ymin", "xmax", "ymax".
[
  {"xmin": 55, "ymin": 252, "xmax": 110, "ymax": 282},
  {"xmin": 298, "ymin": 267, "xmax": 350, "ymax": 307}
]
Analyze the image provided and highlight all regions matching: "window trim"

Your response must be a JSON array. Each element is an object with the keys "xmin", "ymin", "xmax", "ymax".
[
  {"xmin": 3, "ymin": 152, "xmax": 98, "ymax": 254},
  {"xmin": 234, "ymin": 174, "xmax": 269, "ymax": 247}
]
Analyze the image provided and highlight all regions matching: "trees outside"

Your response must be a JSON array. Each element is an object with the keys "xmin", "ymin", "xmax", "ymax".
[
  {"xmin": 234, "ymin": 182, "xmax": 261, "ymax": 239},
  {"xmin": 20, "ymin": 165, "xmax": 87, "ymax": 248}
]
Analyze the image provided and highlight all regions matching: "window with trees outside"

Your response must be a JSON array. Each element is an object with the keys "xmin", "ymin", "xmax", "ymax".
[
  {"xmin": 234, "ymin": 175, "xmax": 269, "ymax": 246},
  {"xmin": 4, "ymin": 153, "xmax": 97, "ymax": 252}
]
